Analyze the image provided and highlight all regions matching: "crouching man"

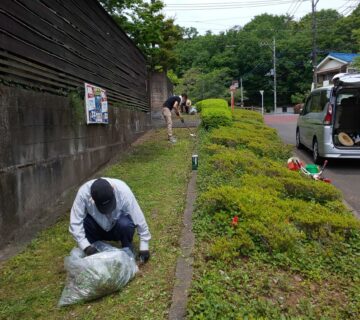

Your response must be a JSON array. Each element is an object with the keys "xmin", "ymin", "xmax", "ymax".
[{"xmin": 69, "ymin": 177, "xmax": 151, "ymax": 263}]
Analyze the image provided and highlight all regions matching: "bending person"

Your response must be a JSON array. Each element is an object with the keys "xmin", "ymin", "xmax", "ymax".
[
  {"xmin": 162, "ymin": 94, "xmax": 187, "ymax": 143},
  {"xmin": 69, "ymin": 177, "xmax": 151, "ymax": 263}
]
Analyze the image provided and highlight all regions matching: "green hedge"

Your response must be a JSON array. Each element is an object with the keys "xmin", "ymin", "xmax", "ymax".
[
  {"xmin": 201, "ymin": 108, "xmax": 232, "ymax": 130},
  {"xmin": 209, "ymin": 126, "xmax": 292, "ymax": 160},
  {"xmin": 188, "ymin": 106, "xmax": 360, "ymax": 319},
  {"xmin": 197, "ymin": 98, "xmax": 232, "ymax": 130},
  {"xmin": 196, "ymin": 98, "xmax": 228, "ymax": 112},
  {"xmin": 233, "ymin": 108, "xmax": 264, "ymax": 123}
]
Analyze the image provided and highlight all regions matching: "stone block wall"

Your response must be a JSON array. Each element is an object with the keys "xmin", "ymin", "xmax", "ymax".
[{"xmin": 150, "ymin": 72, "xmax": 173, "ymax": 119}]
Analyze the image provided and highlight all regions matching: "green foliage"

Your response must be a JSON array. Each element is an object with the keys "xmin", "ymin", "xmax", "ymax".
[
  {"xmin": 197, "ymin": 98, "xmax": 232, "ymax": 130},
  {"xmin": 201, "ymin": 108, "xmax": 232, "ymax": 130},
  {"xmin": 175, "ymin": 68, "xmax": 233, "ymax": 103},
  {"xmin": 209, "ymin": 232, "xmax": 255, "ymax": 261},
  {"xmin": 353, "ymin": 56, "xmax": 360, "ymax": 71},
  {"xmin": 291, "ymin": 92, "xmax": 308, "ymax": 104},
  {"xmin": 208, "ymin": 126, "xmax": 292, "ymax": 160},
  {"xmin": 232, "ymin": 109, "xmax": 264, "ymax": 123},
  {"xmin": 196, "ymin": 98, "xmax": 228, "ymax": 112},
  {"xmin": 167, "ymin": 69, "xmax": 180, "ymax": 86},
  {"xmin": 279, "ymin": 176, "xmax": 342, "ymax": 203},
  {"xmin": 0, "ymin": 129, "xmax": 193, "ymax": 319},
  {"xmin": 99, "ymin": 0, "xmax": 182, "ymax": 71},
  {"xmin": 173, "ymin": 7, "xmax": 360, "ymax": 107},
  {"xmin": 69, "ymin": 90, "xmax": 85, "ymax": 125},
  {"xmin": 189, "ymin": 104, "xmax": 360, "ymax": 319}
]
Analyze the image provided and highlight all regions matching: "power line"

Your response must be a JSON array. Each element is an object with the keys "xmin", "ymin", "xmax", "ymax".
[
  {"xmin": 337, "ymin": 0, "xmax": 360, "ymax": 15},
  {"xmin": 181, "ymin": 15, "xmax": 255, "ymax": 22},
  {"xmin": 182, "ymin": 15, "xmax": 351, "ymax": 24},
  {"xmin": 164, "ymin": 0, "xmax": 306, "ymax": 10},
  {"xmin": 291, "ymin": 0, "xmax": 304, "ymax": 16},
  {"xmin": 166, "ymin": 0, "xmax": 299, "ymax": 5},
  {"xmin": 286, "ymin": 0, "xmax": 299, "ymax": 15},
  {"xmin": 287, "ymin": 0, "xmax": 303, "ymax": 16},
  {"xmin": 339, "ymin": 0, "xmax": 360, "ymax": 15}
]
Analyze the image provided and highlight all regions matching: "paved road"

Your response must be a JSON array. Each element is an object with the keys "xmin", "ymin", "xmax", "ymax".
[{"xmin": 265, "ymin": 113, "xmax": 360, "ymax": 217}]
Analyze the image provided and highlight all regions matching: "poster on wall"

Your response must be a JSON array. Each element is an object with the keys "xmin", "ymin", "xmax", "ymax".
[{"xmin": 84, "ymin": 83, "xmax": 109, "ymax": 124}]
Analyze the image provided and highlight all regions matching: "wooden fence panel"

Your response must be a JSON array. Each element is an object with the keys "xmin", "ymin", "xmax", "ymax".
[{"xmin": 0, "ymin": 0, "xmax": 149, "ymax": 112}]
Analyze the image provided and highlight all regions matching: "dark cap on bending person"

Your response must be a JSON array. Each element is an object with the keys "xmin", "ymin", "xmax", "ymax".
[{"xmin": 90, "ymin": 178, "xmax": 116, "ymax": 214}]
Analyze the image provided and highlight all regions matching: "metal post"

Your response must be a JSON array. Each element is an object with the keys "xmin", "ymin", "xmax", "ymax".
[
  {"xmin": 260, "ymin": 90, "xmax": 264, "ymax": 115},
  {"xmin": 231, "ymin": 91, "xmax": 234, "ymax": 111},
  {"xmin": 312, "ymin": 0, "xmax": 319, "ymax": 89},
  {"xmin": 240, "ymin": 77, "xmax": 244, "ymax": 107},
  {"xmin": 260, "ymin": 38, "xmax": 277, "ymax": 113}
]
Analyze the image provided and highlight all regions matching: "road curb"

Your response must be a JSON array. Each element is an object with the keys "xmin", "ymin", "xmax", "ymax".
[
  {"xmin": 342, "ymin": 199, "xmax": 360, "ymax": 219},
  {"xmin": 168, "ymin": 171, "xmax": 196, "ymax": 320}
]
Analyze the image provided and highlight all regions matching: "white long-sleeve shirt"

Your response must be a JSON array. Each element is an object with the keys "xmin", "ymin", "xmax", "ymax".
[{"xmin": 69, "ymin": 177, "xmax": 151, "ymax": 251}]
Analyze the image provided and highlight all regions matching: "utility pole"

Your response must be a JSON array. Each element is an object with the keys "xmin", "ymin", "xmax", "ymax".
[
  {"xmin": 260, "ymin": 37, "xmax": 277, "ymax": 113},
  {"xmin": 273, "ymin": 37, "xmax": 277, "ymax": 113},
  {"xmin": 312, "ymin": 0, "xmax": 319, "ymax": 89}
]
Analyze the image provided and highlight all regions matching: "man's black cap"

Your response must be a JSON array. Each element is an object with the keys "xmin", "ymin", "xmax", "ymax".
[{"xmin": 90, "ymin": 178, "xmax": 116, "ymax": 214}]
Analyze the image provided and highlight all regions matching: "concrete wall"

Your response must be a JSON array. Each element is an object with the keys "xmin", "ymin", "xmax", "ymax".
[
  {"xmin": 0, "ymin": 85, "xmax": 150, "ymax": 250},
  {"xmin": 150, "ymin": 72, "xmax": 173, "ymax": 119}
]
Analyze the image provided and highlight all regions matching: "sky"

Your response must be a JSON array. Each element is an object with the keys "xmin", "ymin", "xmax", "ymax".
[{"xmin": 161, "ymin": 0, "xmax": 359, "ymax": 34}]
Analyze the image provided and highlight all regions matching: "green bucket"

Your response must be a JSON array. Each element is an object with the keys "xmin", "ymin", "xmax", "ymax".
[{"xmin": 305, "ymin": 164, "xmax": 319, "ymax": 174}]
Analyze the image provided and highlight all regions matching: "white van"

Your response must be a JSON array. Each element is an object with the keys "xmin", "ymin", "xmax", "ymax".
[{"xmin": 296, "ymin": 74, "xmax": 360, "ymax": 163}]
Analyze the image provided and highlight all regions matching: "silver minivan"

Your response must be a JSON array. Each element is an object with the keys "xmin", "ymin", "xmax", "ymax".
[{"xmin": 296, "ymin": 74, "xmax": 360, "ymax": 163}]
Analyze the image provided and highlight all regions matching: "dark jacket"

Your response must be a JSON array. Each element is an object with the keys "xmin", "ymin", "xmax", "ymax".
[{"xmin": 163, "ymin": 96, "xmax": 181, "ymax": 111}]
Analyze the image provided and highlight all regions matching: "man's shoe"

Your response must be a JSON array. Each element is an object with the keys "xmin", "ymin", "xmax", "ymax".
[{"xmin": 169, "ymin": 136, "xmax": 177, "ymax": 143}]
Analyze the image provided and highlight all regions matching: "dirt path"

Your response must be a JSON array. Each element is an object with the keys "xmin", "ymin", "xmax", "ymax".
[{"xmin": 168, "ymin": 171, "xmax": 197, "ymax": 320}]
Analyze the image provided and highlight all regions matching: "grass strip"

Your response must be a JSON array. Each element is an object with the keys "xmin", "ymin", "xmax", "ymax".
[{"xmin": 0, "ymin": 128, "xmax": 194, "ymax": 320}]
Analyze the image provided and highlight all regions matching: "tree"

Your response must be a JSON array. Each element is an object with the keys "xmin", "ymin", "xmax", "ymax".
[
  {"xmin": 173, "ymin": 7, "xmax": 360, "ymax": 106},
  {"xmin": 332, "ymin": 5, "xmax": 360, "ymax": 51},
  {"xmin": 99, "ymin": 0, "xmax": 182, "ymax": 71},
  {"xmin": 182, "ymin": 27, "xmax": 199, "ymax": 40},
  {"xmin": 175, "ymin": 67, "xmax": 232, "ymax": 103},
  {"xmin": 352, "ymin": 56, "xmax": 360, "ymax": 70}
]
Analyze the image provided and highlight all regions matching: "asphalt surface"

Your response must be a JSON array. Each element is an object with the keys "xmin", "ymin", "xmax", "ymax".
[{"xmin": 265, "ymin": 113, "xmax": 360, "ymax": 217}]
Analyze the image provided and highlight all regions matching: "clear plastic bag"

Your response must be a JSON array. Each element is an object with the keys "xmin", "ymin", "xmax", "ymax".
[{"xmin": 58, "ymin": 241, "xmax": 138, "ymax": 306}]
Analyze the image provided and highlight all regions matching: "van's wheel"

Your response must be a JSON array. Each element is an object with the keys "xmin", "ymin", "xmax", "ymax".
[
  {"xmin": 296, "ymin": 128, "xmax": 303, "ymax": 149},
  {"xmin": 312, "ymin": 138, "xmax": 322, "ymax": 164}
]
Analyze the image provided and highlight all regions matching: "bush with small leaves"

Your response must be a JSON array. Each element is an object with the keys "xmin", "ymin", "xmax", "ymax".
[
  {"xmin": 196, "ymin": 98, "xmax": 228, "ymax": 112},
  {"xmin": 201, "ymin": 107, "xmax": 233, "ymax": 130}
]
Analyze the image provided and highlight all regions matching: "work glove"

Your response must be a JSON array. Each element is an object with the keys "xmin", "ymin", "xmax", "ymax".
[
  {"xmin": 139, "ymin": 250, "xmax": 150, "ymax": 264},
  {"xmin": 180, "ymin": 117, "xmax": 185, "ymax": 123},
  {"xmin": 84, "ymin": 245, "xmax": 99, "ymax": 256}
]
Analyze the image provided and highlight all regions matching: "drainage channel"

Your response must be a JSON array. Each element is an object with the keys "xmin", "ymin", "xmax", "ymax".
[{"xmin": 168, "ymin": 171, "xmax": 197, "ymax": 320}]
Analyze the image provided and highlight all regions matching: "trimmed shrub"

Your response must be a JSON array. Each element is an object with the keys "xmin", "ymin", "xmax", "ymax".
[
  {"xmin": 242, "ymin": 219, "xmax": 305, "ymax": 253},
  {"xmin": 209, "ymin": 127, "xmax": 292, "ymax": 160},
  {"xmin": 209, "ymin": 232, "xmax": 255, "ymax": 261},
  {"xmin": 196, "ymin": 98, "xmax": 228, "ymax": 112},
  {"xmin": 201, "ymin": 107, "xmax": 232, "ymax": 130},
  {"xmin": 189, "ymin": 96, "xmax": 360, "ymax": 319},
  {"xmin": 232, "ymin": 109, "xmax": 264, "ymax": 123},
  {"xmin": 280, "ymin": 176, "xmax": 342, "ymax": 203},
  {"xmin": 210, "ymin": 149, "xmax": 263, "ymax": 175},
  {"xmin": 232, "ymin": 122, "xmax": 278, "ymax": 138},
  {"xmin": 286, "ymin": 199, "xmax": 360, "ymax": 241},
  {"xmin": 198, "ymin": 184, "xmax": 360, "ymax": 251}
]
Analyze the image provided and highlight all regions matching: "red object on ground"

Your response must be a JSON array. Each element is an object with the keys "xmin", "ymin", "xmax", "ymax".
[
  {"xmin": 287, "ymin": 160, "xmax": 303, "ymax": 171},
  {"xmin": 322, "ymin": 178, "xmax": 332, "ymax": 183},
  {"xmin": 231, "ymin": 216, "xmax": 238, "ymax": 226}
]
